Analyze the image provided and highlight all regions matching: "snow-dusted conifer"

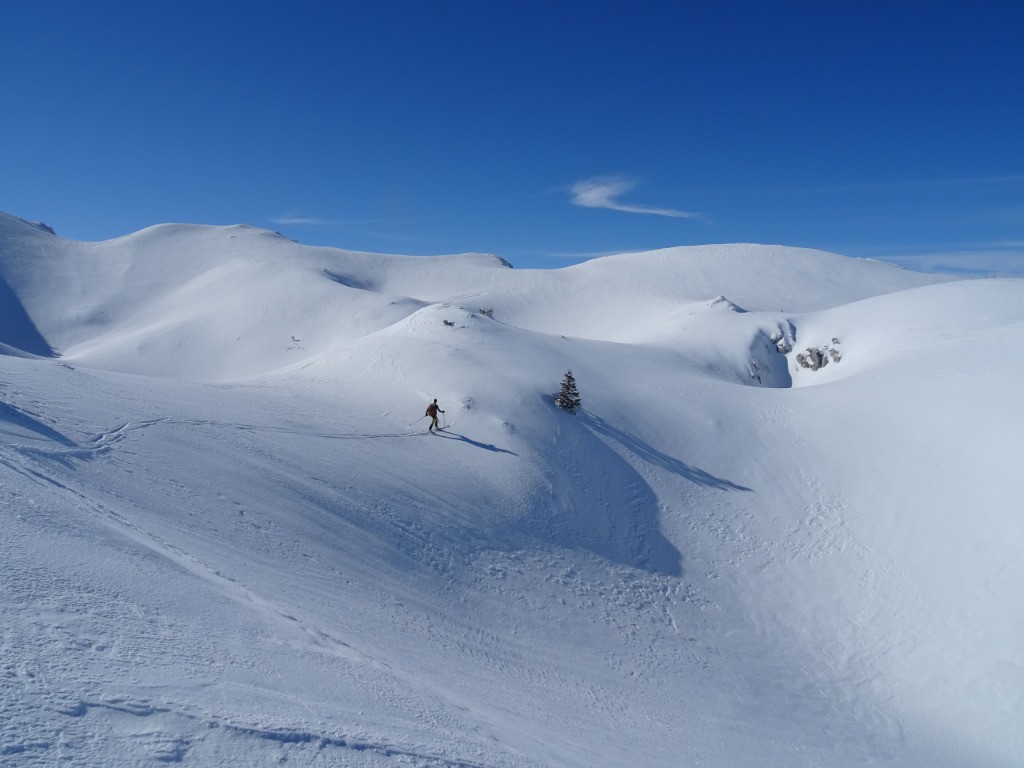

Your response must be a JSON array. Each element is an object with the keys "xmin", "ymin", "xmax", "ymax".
[{"xmin": 555, "ymin": 370, "xmax": 581, "ymax": 414}]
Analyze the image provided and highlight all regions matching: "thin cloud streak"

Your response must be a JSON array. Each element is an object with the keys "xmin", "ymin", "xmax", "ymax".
[
  {"xmin": 569, "ymin": 176, "xmax": 706, "ymax": 220},
  {"xmin": 843, "ymin": 174, "xmax": 1024, "ymax": 191},
  {"xmin": 884, "ymin": 254, "xmax": 1023, "ymax": 277},
  {"xmin": 270, "ymin": 215, "xmax": 338, "ymax": 226},
  {"xmin": 536, "ymin": 248, "xmax": 638, "ymax": 261},
  {"xmin": 769, "ymin": 174, "xmax": 1024, "ymax": 196},
  {"xmin": 871, "ymin": 244, "xmax": 1024, "ymax": 277},
  {"xmin": 270, "ymin": 214, "xmax": 430, "ymax": 228}
]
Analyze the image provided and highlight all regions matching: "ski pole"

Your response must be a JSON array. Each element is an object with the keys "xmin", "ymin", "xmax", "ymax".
[{"xmin": 409, "ymin": 415, "xmax": 426, "ymax": 426}]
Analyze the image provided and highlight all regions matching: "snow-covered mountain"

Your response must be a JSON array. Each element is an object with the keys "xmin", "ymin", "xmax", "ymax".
[{"xmin": 2, "ymin": 210, "xmax": 1022, "ymax": 767}]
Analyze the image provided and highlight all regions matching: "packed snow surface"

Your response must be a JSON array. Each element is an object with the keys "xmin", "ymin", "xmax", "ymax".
[{"xmin": 1, "ymin": 211, "xmax": 1022, "ymax": 766}]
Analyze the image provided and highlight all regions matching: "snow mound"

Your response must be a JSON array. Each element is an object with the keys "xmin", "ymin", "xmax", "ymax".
[{"xmin": 785, "ymin": 278, "xmax": 1024, "ymax": 386}]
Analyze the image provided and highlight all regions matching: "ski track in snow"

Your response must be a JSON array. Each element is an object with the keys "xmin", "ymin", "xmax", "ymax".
[
  {"xmin": 1, "ymin": 439, "xmax": 525, "ymax": 767},
  {"xmin": 0, "ymin": 371, "xmax": 751, "ymax": 767}
]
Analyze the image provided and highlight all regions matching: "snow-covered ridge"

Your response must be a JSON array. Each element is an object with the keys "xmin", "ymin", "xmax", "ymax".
[
  {"xmin": 1, "ymin": 212, "xmax": 950, "ymax": 382},
  {"xmin": 2, "ymin": 211, "xmax": 1023, "ymax": 767}
]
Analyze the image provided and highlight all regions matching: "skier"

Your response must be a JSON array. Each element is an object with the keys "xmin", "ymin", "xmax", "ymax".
[{"xmin": 425, "ymin": 399, "xmax": 445, "ymax": 432}]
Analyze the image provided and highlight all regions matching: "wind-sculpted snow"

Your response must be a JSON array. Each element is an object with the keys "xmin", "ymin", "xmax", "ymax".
[
  {"xmin": 1, "ymin": 212, "xmax": 1023, "ymax": 767},
  {"xmin": 0, "ymin": 212, "xmax": 952, "ymax": 380}
]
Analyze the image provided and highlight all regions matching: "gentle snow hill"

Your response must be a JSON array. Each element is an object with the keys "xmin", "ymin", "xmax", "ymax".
[
  {"xmin": 2, "ymin": 211, "xmax": 1023, "ymax": 768},
  {"xmin": 0, "ymin": 211, "xmax": 950, "ymax": 380},
  {"xmin": 787, "ymin": 277, "xmax": 1024, "ymax": 385}
]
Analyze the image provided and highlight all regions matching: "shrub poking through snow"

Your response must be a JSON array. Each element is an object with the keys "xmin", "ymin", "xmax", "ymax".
[{"xmin": 555, "ymin": 370, "xmax": 581, "ymax": 413}]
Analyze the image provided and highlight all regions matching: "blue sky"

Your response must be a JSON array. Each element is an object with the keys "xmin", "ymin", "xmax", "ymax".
[{"xmin": 3, "ymin": 2, "xmax": 1023, "ymax": 274}]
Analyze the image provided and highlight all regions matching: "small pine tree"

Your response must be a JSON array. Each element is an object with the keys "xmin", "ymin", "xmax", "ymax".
[{"xmin": 555, "ymin": 370, "xmax": 581, "ymax": 414}]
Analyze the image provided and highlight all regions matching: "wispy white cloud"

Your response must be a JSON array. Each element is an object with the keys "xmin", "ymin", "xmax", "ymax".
[
  {"xmin": 770, "ymin": 174, "xmax": 1024, "ymax": 196},
  {"xmin": 871, "ymin": 242, "xmax": 1024, "ymax": 277},
  {"xmin": 854, "ymin": 174, "xmax": 1024, "ymax": 191},
  {"xmin": 270, "ymin": 215, "xmax": 339, "ymax": 226},
  {"xmin": 533, "ymin": 248, "xmax": 638, "ymax": 261},
  {"xmin": 569, "ymin": 176, "xmax": 705, "ymax": 220},
  {"xmin": 270, "ymin": 214, "xmax": 430, "ymax": 229}
]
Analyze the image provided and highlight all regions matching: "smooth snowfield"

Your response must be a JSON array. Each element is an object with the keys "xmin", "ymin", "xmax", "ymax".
[{"xmin": 2, "ymin": 212, "xmax": 1022, "ymax": 767}]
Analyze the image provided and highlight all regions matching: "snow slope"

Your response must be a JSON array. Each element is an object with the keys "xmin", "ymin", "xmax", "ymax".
[{"xmin": 2, "ymin": 211, "xmax": 1022, "ymax": 767}]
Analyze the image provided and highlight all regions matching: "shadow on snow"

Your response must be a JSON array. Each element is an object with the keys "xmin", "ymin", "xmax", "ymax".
[
  {"xmin": 429, "ymin": 429, "xmax": 518, "ymax": 455},
  {"xmin": 0, "ymin": 401, "xmax": 76, "ymax": 446},
  {"xmin": 581, "ymin": 412, "xmax": 752, "ymax": 492}
]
